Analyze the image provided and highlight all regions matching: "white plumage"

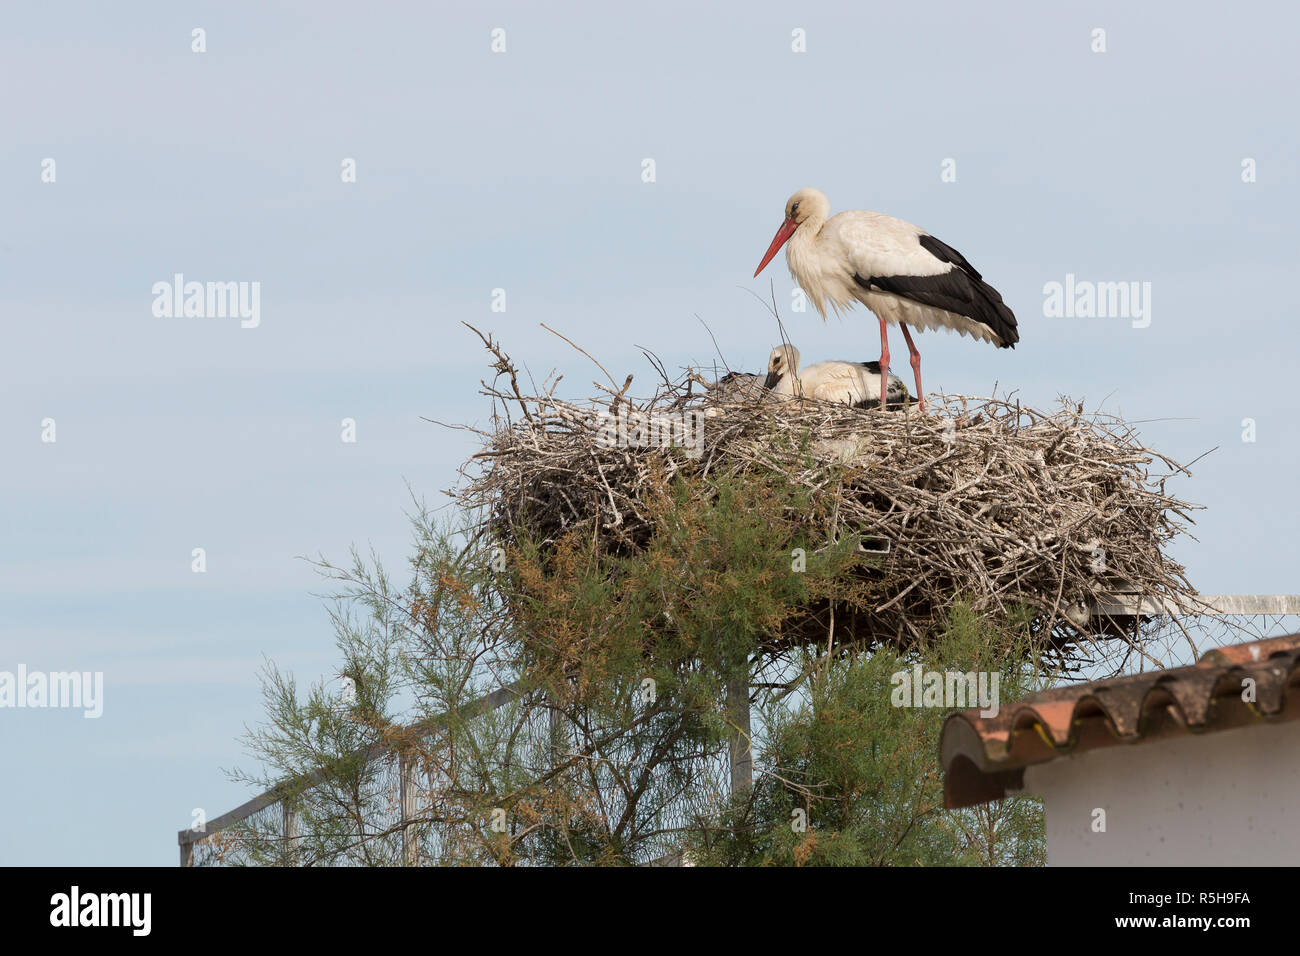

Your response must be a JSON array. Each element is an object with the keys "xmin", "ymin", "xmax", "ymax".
[
  {"xmin": 763, "ymin": 344, "xmax": 908, "ymax": 409},
  {"xmin": 754, "ymin": 188, "xmax": 1018, "ymax": 412}
]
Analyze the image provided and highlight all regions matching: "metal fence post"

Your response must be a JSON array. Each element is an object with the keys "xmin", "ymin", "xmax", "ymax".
[
  {"xmin": 726, "ymin": 678, "xmax": 752, "ymax": 795},
  {"xmin": 548, "ymin": 694, "xmax": 567, "ymax": 765},
  {"xmin": 281, "ymin": 801, "xmax": 299, "ymax": 866},
  {"xmin": 400, "ymin": 750, "xmax": 419, "ymax": 866}
]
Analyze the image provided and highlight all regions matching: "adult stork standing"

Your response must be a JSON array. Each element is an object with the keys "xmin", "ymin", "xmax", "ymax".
[{"xmin": 753, "ymin": 188, "xmax": 1018, "ymax": 412}]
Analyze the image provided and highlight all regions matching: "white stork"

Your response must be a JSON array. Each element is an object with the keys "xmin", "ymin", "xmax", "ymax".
[
  {"xmin": 763, "ymin": 344, "xmax": 909, "ymax": 409},
  {"xmin": 753, "ymin": 188, "xmax": 1018, "ymax": 412}
]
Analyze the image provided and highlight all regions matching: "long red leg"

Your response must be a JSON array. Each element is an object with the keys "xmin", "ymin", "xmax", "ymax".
[
  {"xmin": 899, "ymin": 324, "xmax": 925, "ymax": 412},
  {"xmin": 877, "ymin": 317, "xmax": 890, "ymax": 410}
]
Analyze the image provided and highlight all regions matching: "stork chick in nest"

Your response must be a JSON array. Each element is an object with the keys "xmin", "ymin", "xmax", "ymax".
[{"xmin": 763, "ymin": 344, "xmax": 909, "ymax": 410}]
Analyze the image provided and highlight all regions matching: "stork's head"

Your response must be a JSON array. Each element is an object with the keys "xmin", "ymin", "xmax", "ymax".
[
  {"xmin": 783, "ymin": 187, "xmax": 827, "ymax": 225},
  {"xmin": 763, "ymin": 343, "xmax": 800, "ymax": 389},
  {"xmin": 754, "ymin": 188, "xmax": 828, "ymax": 277}
]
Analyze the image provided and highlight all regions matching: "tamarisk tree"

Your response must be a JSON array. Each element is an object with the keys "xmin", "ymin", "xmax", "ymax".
[{"xmin": 233, "ymin": 467, "xmax": 1044, "ymax": 866}]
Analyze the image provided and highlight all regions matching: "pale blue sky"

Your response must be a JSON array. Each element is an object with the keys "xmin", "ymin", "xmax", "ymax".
[{"xmin": 2, "ymin": 0, "xmax": 1297, "ymax": 865}]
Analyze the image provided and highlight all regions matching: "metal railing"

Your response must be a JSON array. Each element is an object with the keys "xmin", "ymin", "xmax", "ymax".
[
  {"xmin": 179, "ymin": 681, "xmax": 527, "ymax": 866},
  {"xmin": 1083, "ymin": 593, "xmax": 1300, "ymax": 672},
  {"xmin": 179, "ymin": 677, "xmax": 727, "ymax": 866}
]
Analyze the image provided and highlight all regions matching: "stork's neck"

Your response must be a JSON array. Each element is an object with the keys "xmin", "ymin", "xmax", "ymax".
[
  {"xmin": 785, "ymin": 213, "xmax": 826, "ymax": 267},
  {"xmin": 784, "ymin": 213, "xmax": 830, "ymax": 314},
  {"xmin": 796, "ymin": 211, "xmax": 826, "ymax": 242}
]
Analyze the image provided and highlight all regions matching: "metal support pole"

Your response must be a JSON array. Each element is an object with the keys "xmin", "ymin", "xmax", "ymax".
[
  {"xmin": 727, "ymin": 678, "xmax": 752, "ymax": 795},
  {"xmin": 400, "ymin": 750, "xmax": 419, "ymax": 866},
  {"xmin": 281, "ymin": 802, "xmax": 299, "ymax": 866}
]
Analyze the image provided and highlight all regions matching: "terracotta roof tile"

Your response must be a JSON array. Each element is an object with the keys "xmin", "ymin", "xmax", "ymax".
[{"xmin": 940, "ymin": 632, "xmax": 1300, "ymax": 809}]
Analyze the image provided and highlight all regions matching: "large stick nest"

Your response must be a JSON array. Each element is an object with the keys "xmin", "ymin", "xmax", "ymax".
[{"xmin": 451, "ymin": 329, "xmax": 1204, "ymax": 675}]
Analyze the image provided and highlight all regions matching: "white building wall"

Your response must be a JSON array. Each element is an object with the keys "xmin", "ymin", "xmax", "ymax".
[{"xmin": 1021, "ymin": 718, "xmax": 1300, "ymax": 866}]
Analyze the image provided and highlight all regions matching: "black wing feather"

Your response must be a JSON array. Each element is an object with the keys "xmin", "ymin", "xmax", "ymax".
[
  {"xmin": 918, "ymin": 234, "xmax": 983, "ymax": 281},
  {"xmin": 854, "ymin": 234, "xmax": 1019, "ymax": 348}
]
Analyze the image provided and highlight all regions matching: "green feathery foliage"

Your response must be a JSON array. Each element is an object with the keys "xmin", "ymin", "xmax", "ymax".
[
  {"xmin": 232, "ymin": 464, "xmax": 1046, "ymax": 866},
  {"xmin": 688, "ymin": 603, "xmax": 1046, "ymax": 866}
]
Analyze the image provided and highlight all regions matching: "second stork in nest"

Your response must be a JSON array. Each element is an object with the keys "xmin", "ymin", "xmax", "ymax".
[{"xmin": 764, "ymin": 344, "xmax": 909, "ymax": 410}]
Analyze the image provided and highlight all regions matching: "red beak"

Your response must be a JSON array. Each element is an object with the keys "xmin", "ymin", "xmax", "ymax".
[{"xmin": 754, "ymin": 219, "xmax": 797, "ymax": 277}]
